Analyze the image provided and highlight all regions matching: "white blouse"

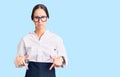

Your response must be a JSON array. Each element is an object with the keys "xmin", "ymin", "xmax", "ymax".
[{"xmin": 17, "ymin": 30, "xmax": 68, "ymax": 66}]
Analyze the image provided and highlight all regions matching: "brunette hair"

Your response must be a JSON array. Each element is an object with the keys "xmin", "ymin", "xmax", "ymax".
[{"xmin": 31, "ymin": 4, "xmax": 49, "ymax": 20}]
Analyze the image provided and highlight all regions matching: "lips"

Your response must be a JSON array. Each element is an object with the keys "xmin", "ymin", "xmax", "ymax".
[{"xmin": 38, "ymin": 24, "xmax": 42, "ymax": 26}]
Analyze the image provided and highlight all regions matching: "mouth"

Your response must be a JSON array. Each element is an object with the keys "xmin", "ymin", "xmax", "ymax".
[{"xmin": 37, "ymin": 23, "xmax": 42, "ymax": 26}]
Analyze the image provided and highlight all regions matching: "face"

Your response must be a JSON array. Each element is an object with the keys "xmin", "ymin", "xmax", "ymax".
[{"xmin": 33, "ymin": 8, "xmax": 48, "ymax": 30}]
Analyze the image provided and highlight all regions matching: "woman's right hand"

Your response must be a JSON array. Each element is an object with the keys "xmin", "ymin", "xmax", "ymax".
[{"xmin": 15, "ymin": 55, "xmax": 28, "ymax": 67}]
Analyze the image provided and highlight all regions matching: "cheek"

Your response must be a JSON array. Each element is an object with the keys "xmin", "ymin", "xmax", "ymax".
[{"xmin": 33, "ymin": 22, "xmax": 37, "ymax": 26}]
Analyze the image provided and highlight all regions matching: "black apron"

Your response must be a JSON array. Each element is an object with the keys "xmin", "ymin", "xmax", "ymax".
[{"xmin": 25, "ymin": 62, "xmax": 56, "ymax": 77}]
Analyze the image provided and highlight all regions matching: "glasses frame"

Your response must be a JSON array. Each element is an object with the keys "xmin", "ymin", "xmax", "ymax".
[{"xmin": 33, "ymin": 16, "xmax": 47, "ymax": 22}]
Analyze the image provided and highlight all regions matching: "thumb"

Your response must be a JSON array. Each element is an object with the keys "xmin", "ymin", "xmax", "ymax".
[{"xmin": 24, "ymin": 55, "xmax": 29, "ymax": 59}]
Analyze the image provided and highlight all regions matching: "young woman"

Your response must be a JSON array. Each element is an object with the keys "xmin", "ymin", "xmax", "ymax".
[{"xmin": 14, "ymin": 4, "xmax": 68, "ymax": 77}]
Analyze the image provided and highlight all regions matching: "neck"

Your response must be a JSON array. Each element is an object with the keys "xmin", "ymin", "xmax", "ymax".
[{"xmin": 35, "ymin": 29, "xmax": 46, "ymax": 39}]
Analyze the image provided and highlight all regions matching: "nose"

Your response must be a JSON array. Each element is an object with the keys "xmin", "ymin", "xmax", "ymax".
[{"xmin": 38, "ymin": 18, "xmax": 42, "ymax": 23}]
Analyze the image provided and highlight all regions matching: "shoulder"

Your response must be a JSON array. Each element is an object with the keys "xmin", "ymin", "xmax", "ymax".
[
  {"xmin": 21, "ymin": 32, "xmax": 35, "ymax": 40},
  {"xmin": 47, "ymin": 30, "xmax": 63, "ymax": 41}
]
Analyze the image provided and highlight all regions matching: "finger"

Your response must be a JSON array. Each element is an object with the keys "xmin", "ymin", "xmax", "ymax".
[
  {"xmin": 22, "ymin": 58, "xmax": 29, "ymax": 70},
  {"xmin": 21, "ymin": 55, "xmax": 29, "ymax": 65},
  {"xmin": 22, "ymin": 58, "xmax": 26, "ymax": 65},
  {"xmin": 49, "ymin": 64, "xmax": 54, "ymax": 70}
]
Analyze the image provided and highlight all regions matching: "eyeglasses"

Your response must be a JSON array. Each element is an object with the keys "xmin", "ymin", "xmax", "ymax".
[{"xmin": 33, "ymin": 16, "xmax": 47, "ymax": 22}]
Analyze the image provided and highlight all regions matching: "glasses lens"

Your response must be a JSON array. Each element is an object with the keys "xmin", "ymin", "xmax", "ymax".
[
  {"xmin": 34, "ymin": 16, "xmax": 39, "ymax": 22},
  {"xmin": 41, "ymin": 16, "xmax": 47, "ymax": 22}
]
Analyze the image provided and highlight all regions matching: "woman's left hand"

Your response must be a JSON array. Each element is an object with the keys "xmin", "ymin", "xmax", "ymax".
[{"xmin": 49, "ymin": 56, "xmax": 63, "ymax": 70}]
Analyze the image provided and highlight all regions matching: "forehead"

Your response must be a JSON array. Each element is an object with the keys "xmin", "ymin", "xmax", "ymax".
[{"xmin": 34, "ymin": 8, "xmax": 46, "ymax": 16}]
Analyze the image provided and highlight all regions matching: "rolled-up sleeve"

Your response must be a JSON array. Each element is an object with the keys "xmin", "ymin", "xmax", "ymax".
[
  {"xmin": 17, "ymin": 39, "xmax": 27, "ymax": 56},
  {"xmin": 56, "ymin": 38, "xmax": 68, "ymax": 67}
]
